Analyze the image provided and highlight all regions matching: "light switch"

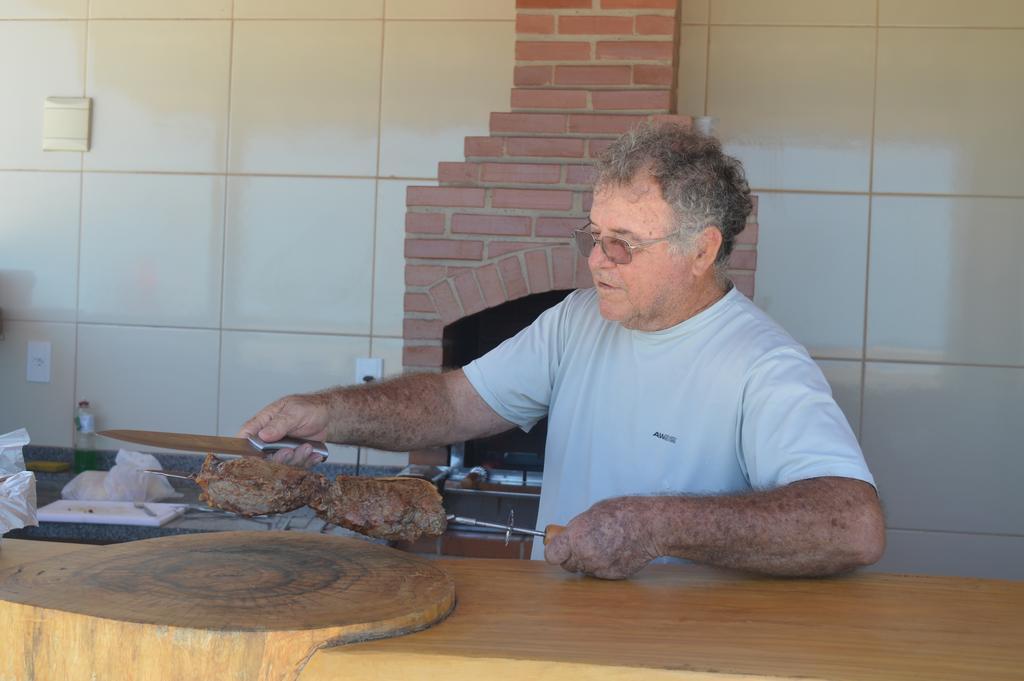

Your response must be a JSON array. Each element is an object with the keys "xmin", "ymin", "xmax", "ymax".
[
  {"xmin": 27, "ymin": 341, "xmax": 52, "ymax": 383},
  {"xmin": 354, "ymin": 357, "xmax": 383, "ymax": 383},
  {"xmin": 43, "ymin": 97, "xmax": 91, "ymax": 152}
]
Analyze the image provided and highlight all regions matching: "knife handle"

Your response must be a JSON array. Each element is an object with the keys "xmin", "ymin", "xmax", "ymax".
[
  {"xmin": 246, "ymin": 436, "xmax": 329, "ymax": 462},
  {"xmin": 543, "ymin": 524, "xmax": 566, "ymax": 545}
]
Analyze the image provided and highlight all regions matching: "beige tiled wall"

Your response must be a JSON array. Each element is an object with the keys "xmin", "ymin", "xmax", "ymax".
[
  {"xmin": 0, "ymin": 0, "xmax": 514, "ymax": 467},
  {"xmin": 678, "ymin": 0, "xmax": 1024, "ymax": 579}
]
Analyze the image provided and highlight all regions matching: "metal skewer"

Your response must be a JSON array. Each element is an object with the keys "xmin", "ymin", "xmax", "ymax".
[
  {"xmin": 446, "ymin": 509, "xmax": 563, "ymax": 546},
  {"xmin": 143, "ymin": 469, "xmax": 196, "ymax": 482}
]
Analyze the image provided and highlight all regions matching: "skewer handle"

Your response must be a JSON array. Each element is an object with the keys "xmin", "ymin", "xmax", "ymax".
[{"xmin": 445, "ymin": 515, "xmax": 566, "ymax": 544}]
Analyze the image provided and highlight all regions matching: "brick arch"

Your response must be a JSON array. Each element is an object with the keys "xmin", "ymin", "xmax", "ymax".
[{"xmin": 402, "ymin": 243, "xmax": 591, "ymax": 372}]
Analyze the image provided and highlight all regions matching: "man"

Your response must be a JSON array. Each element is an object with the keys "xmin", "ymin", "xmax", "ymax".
[{"xmin": 240, "ymin": 123, "xmax": 885, "ymax": 580}]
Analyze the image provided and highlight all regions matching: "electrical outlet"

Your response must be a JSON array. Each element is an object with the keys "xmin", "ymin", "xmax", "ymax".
[
  {"xmin": 27, "ymin": 341, "xmax": 52, "ymax": 383},
  {"xmin": 354, "ymin": 357, "xmax": 383, "ymax": 384}
]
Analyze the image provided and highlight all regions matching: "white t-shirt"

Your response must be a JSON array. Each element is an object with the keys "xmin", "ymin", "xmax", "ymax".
[{"xmin": 463, "ymin": 286, "xmax": 875, "ymax": 560}]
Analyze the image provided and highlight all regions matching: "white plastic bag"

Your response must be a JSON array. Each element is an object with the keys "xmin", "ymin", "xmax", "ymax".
[
  {"xmin": 0, "ymin": 430, "xmax": 34, "ymax": 541},
  {"xmin": 60, "ymin": 470, "xmax": 108, "ymax": 501},
  {"xmin": 0, "ymin": 471, "xmax": 38, "ymax": 538},
  {"xmin": 0, "ymin": 428, "xmax": 30, "ymax": 476},
  {"xmin": 61, "ymin": 450, "xmax": 182, "ymax": 502},
  {"xmin": 104, "ymin": 450, "xmax": 181, "ymax": 502}
]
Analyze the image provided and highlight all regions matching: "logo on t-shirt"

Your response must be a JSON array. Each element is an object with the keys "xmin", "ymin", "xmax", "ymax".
[{"xmin": 652, "ymin": 431, "xmax": 677, "ymax": 444}]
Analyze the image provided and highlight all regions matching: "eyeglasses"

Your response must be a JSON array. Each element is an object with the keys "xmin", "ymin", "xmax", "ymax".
[{"xmin": 571, "ymin": 223, "xmax": 681, "ymax": 265}]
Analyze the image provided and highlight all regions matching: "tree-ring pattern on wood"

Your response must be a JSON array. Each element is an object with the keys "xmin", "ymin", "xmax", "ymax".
[{"xmin": 0, "ymin": 531, "xmax": 456, "ymax": 633}]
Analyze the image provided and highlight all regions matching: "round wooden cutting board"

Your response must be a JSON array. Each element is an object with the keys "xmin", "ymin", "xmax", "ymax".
[{"xmin": 0, "ymin": 531, "xmax": 455, "ymax": 681}]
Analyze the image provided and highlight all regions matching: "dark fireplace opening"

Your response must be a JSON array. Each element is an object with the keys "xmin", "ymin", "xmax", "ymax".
[{"xmin": 444, "ymin": 289, "xmax": 572, "ymax": 476}]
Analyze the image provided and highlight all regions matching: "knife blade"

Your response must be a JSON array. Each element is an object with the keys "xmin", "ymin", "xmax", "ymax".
[{"xmin": 99, "ymin": 429, "xmax": 328, "ymax": 462}]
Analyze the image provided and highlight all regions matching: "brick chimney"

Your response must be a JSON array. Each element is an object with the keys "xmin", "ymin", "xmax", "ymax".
[{"xmin": 402, "ymin": 0, "xmax": 757, "ymax": 464}]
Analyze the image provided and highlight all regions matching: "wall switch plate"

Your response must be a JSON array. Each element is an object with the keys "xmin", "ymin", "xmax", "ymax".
[
  {"xmin": 43, "ymin": 97, "xmax": 91, "ymax": 152},
  {"xmin": 27, "ymin": 341, "xmax": 52, "ymax": 383},
  {"xmin": 354, "ymin": 357, "xmax": 383, "ymax": 384}
]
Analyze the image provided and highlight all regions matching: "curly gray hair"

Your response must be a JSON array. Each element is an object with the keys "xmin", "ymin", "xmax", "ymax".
[{"xmin": 594, "ymin": 122, "xmax": 753, "ymax": 279}]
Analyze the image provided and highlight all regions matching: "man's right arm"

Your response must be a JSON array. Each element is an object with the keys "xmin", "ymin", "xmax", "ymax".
[{"xmin": 238, "ymin": 370, "xmax": 515, "ymax": 462}]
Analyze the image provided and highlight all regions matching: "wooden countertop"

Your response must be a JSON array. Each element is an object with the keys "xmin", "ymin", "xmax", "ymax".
[
  {"xmin": 0, "ymin": 537, "xmax": 94, "ymax": 568},
  {"xmin": 3, "ymin": 539, "xmax": 1022, "ymax": 680}
]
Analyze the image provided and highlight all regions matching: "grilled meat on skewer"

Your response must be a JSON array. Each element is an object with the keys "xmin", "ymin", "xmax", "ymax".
[
  {"xmin": 308, "ymin": 476, "xmax": 447, "ymax": 543},
  {"xmin": 193, "ymin": 454, "xmax": 447, "ymax": 542},
  {"xmin": 196, "ymin": 453, "xmax": 327, "ymax": 517}
]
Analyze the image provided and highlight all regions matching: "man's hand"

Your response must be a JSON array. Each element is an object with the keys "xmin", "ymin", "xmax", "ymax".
[
  {"xmin": 547, "ymin": 478, "xmax": 883, "ymax": 578},
  {"xmin": 544, "ymin": 497, "xmax": 661, "ymax": 580},
  {"xmin": 237, "ymin": 393, "xmax": 331, "ymax": 468}
]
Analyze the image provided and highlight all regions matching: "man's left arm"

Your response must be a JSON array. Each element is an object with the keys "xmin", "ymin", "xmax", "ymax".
[{"xmin": 545, "ymin": 476, "xmax": 885, "ymax": 579}]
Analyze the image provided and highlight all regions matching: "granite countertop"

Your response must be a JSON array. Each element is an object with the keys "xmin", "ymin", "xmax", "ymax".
[{"xmin": 7, "ymin": 446, "xmax": 402, "ymax": 545}]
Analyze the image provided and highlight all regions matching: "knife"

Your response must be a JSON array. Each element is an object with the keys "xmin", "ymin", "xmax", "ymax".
[{"xmin": 99, "ymin": 429, "xmax": 329, "ymax": 462}]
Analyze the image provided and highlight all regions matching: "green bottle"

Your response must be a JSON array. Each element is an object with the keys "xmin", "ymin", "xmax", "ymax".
[{"xmin": 74, "ymin": 400, "xmax": 98, "ymax": 473}]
